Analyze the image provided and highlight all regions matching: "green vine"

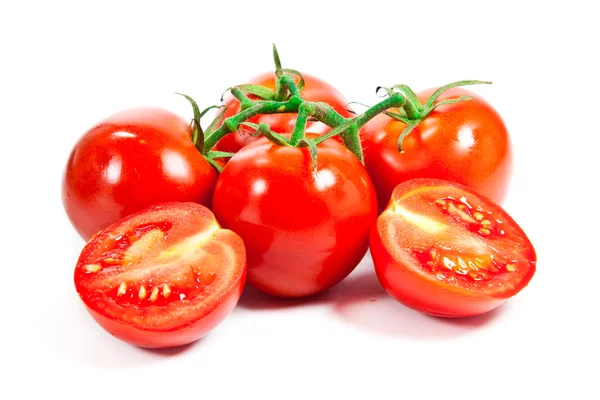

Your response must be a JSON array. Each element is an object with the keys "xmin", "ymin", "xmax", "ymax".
[{"xmin": 179, "ymin": 45, "xmax": 489, "ymax": 168}]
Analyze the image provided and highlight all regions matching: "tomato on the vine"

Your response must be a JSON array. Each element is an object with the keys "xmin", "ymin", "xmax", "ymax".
[
  {"xmin": 362, "ymin": 87, "xmax": 512, "ymax": 209},
  {"xmin": 212, "ymin": 136, "xmax": 378, "ymax": 298},
  {"xmin": 62, "ymin": 107, "xmax": 217, "ymax": 240},
  {"xmin": 213, "ymin": 72, "xmax": 353, "ymax": 154},
  {"xmin": 370, "ymin": 178, "xmax": 536, "ymax": 317},
  {"xmin": 74, "ymin": 202, "xmax": 246, "ymax": 348}
]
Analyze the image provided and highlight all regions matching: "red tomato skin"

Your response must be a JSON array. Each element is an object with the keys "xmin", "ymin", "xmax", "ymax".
[
  {"xmin": 62, "ymin": 107, "xmax": 218, "ymax": 240},
  {"xmin": 370, "ymin": 179, "xmax": 536, "ymax": 318},
  {"xmin": 82, "ymin": 279, "xmax": 244, "ymax": 348},
  {"xmin": 74, "ymin": 202, "xmax": 246, "ymax": 348},
  {"xmin": 370, "ymin": 227, "xmax": 508, "ymax": 317},
  {"xmin": 212, "ymin": 138, "xmax": 378, "ymax": 298},
  {"xmin": 362, "ymin": 88, "xmax": 512, "ymax": 209},
  {"xmin": 214, "ymin": 72, "xmax": 352, "ymax": 153}
]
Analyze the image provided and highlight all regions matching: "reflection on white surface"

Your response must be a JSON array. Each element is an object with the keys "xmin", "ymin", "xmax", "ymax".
[
  {"xmin": 314, "ymin": 169, "xmax": 336, "ymax": 191},
  {"xmin": 105, "ymin": 157, "xmax": 122, "ymax": 184},
  {"xmin": 162, "ymin": 150, "xmax": 190, "ymax": 179}
]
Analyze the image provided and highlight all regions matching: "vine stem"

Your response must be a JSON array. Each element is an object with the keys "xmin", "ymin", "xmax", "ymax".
[{"xmin": 198, "ymin": 65, "xmax": 486, "ymax": 166}]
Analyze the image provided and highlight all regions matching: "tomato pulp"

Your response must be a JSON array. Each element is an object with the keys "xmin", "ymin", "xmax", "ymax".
[
  {"xmin": 74, "ymin": 202, "xmax": 246, "ymax": 348},
  {"xmin": 63, "ymin": 107, "xmax": 217, "ymax": 240},
  {"xmin": 212, "ymin": 137, "xmax": 378, "ymax": 298},
  {"xmin": 370, "ymin": 179, "xmax": 536, "ymax": 317}
]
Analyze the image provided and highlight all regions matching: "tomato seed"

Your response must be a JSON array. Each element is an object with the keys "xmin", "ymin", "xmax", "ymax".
[
  {"xmin": 447, "ymin": 202, "xmax": 477, "ymax": 224},
  {"xmin": 506, "ymin": 264, "xmax": 516, "ymax": 272},
  {"xmin": 117, "ymin": 282, "xmax": 127, "ymax": 296},
  {"xmin": 162, "ymin": 284, "xmax": 171, "ymax": 299},
  {"xmin": 138, "ymin": 285, "xmax": 147, "ymax": 300},
  {"xmin": 85, "ymin": 264, "xmax": 102, "ymax": 273},
  {"xmin": 150, "ymin": 286, "xmax": 159, "ymax": 302}
]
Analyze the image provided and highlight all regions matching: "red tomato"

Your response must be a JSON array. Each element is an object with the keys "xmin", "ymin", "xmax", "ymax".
[
  {"xmin": 362, "ymin": 88, "xmax": 512, "ymax": 209},
  {"xmin": 62, "ymin": 107, "xmax": 217, "ymax": 240},
  {"xmin": 212, "ymin": 137, "xmax": 378, "ymax": 298},
  {"xmin": 74, "ymin": 202, "xmax": 246, "ymax": 348},
  {"xmin": 370, "ymin": 179, "xmax": 536, "ymax": 317},
  {"xmin": 214, "ymin": 72, "xmax": 352, "ymax": 153}
]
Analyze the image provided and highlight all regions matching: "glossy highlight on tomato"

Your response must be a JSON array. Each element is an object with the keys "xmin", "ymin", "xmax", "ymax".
[
  {"xmin": 214, "ymin": 72, "xmax": 353, "ymax": 153},
  {"xmin": 62, "ymin": 107, "xmax": 217, "ymax": 240},
  {"xmin": 362, "ymin": 87, "xmax": 512, "ymax": 209},
  {"xmin": 74, "ymin": 202, "xmax": 246, "ymax": 348},
  {"xmin": 212, "ymin": 137, "xmax": 378, "ymax": 298},
  {"xmin": 370, "ymin": 179, "xmax": 536, "ymax": 317}
]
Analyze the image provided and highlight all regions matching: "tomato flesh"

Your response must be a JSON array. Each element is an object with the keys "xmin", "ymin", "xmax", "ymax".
[
  {"xmin": 74, "ymin": 202, "xmax": 246, "ymax": 348},
  {"xmin": 370, "ymin": 179, "xmax": 536, "ymax": 317}
]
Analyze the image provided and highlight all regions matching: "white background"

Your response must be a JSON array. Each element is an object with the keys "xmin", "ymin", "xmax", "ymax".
[{"xmin": 2, "ymin": 0, "xmax": 599, "ymax": 398}]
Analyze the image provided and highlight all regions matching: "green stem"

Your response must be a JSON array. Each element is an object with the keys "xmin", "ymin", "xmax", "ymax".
[
  {"xmin": 203, "ymin": 100, "xmax": 297, "ymax": 152},
  {"xmin": 230, "ymin": 87, "xmax": 254, "ymax": 110},
  {"xmin": 290, "ymin": 102, "xmax": 314, "ymax": 146},
  {"xmin": 392, "ymin": 84, "xmax": 422, "ymax": 120},
  {"xmin": 279, "ymin": 75, "xmax": 302, "ymax": 98},
  {"xmin": 355, "ymin": 93, "xmax": 406, "ymax": 128}
]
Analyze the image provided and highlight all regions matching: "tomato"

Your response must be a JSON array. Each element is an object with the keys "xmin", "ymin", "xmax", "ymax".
[
  {"xmin": 212, "ymin": 137, "xmax": 378, "ymax": 298},
  {"xmin": 362, "ymin": 87, "xmax": 512, "ymax": 209},
  {"xmin": 74, "ymin": 202, "xmax": 246, "ymax": 348},
  {"xmin": 370, "ymin": 179, "xmax": 536, "ymax": 318},
  {"xmin": 213, "ymin": 72, "xmax": 353, "ymax": 153},
  {"xmin": 62, "ymin": 107, "xmax": 217, "ymax": 240}
]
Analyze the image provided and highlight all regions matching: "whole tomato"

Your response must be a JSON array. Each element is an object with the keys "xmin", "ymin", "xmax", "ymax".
[
  {"xmin": 212, "ymin": 137, "xmax": 378, "ymax": 298},
  {"xmin": 213, "ymin": 72, "xmax": 353, "ymax": 154},
  {"xmin": 62, "ymin": 107, "xmax": 217, "ymax": 240},
  {"xmin": 362, "ymin": 87, "xmax": 512, "ymax": 209}
]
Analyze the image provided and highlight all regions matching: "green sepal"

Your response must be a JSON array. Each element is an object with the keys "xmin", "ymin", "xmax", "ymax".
[
  {"xmin": 422, "ymin": 95, "xmax": 474, "ymax": 114},
  {"xmin": 383, "ymin": 110, "xmax": 410, "ymax": 124},
  {"xmin": 313, "ymin": 117, "xmax": 359, "ymax": 145},
  {"xmin": 423, "ymin": 80, "xmax": 491, "ymax": 110},
  {"xmin": 272, "ymin": 43, "xmax": 283, "ymax": 71},
  {"xmin": 191, "ymin": 118, "xmax": 204, "ymax": 153},
  {"xmin": 239, "ymin": 122, "xmax": 290, "ymax": 146},
  {"xmin": 397, "ymin": 121, "xmax": 419, "ymax": 152},
  {"xmin": 203, "ymin": 155, "xmax": 223, "ymax": 173},
  {"xmin": 177, "ymin": 93, "xmax": 206, "ymax": 152},
  {"xmin": 204, "ymin": 106, "xmax": 227, "ymax": 137},
  {"xmin": 238, "ymin": 84, "xmax": 276, "ymax": 100},
  {"xmin": 207, "ymin": 151, "xmax": 236, "ymax": 159}
]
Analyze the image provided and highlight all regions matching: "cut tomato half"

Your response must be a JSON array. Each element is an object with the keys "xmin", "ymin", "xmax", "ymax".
[
  {"xmin": 74, "ymin": 202, "xmax": 246, "ymax": 348},
  {"xmin": 370, "ymin": 179, "xmax": 536, "ymax": 317}
]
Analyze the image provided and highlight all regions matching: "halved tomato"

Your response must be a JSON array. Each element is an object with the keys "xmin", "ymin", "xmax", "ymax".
[
  {"xmin": 74, "ymin": 202, "xmax": 246, "ymax": 348},
  {"xmin": 370, "ymin": 179, "xmax": 536, "ymax": 317}
]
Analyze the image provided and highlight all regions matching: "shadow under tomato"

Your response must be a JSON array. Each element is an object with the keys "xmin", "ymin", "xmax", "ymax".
[
  {"xmin": 237, "ymin": 264, "xmax": 388, "ymax": 310},
  {"xmin": 331, "ymin": 276, "xmax": 509, "ymax": 339},
  {"xmin": 237, "ymin": 255, "xmax": 507, "ymax": 339},
  {"xmin": 137, "ymin": 339, "xmax": 201, "ymax": 357}
]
